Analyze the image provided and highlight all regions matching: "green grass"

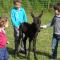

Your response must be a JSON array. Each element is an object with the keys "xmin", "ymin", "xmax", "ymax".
[
  {"xmin": 3, "ymin": 11, "xmax": 60, "ymax": 60},
  {"xmin": 0, "ymin": 0, "xmax": 60, "ymax": 59}
]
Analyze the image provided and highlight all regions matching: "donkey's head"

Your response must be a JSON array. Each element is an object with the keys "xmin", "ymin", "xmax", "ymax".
[{"xmin": 31, "ymin": 11, "xmax": 43, "ymax": 32}]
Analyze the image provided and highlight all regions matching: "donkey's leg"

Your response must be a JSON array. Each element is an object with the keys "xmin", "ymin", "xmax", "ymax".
[
  {"xmin": 20, "ymin": 33, "xmax": 25, "ymax": 50},
  {"xmin": 17, "ymin": 35, "xmax": 21, "ymax": 52},
  {"xmin": 33, "ymin": 38, "xmax": 38, "ymax": 60},
  {"xmin": 28, "ymin": 38, "xmax": 31, "ymax": 60},
  {"xmin": 22, "ymin": 36, "xmax": 27, "ymax": 56}
]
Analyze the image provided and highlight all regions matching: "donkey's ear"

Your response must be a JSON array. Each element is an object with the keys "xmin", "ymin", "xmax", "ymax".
[
  {"xmin": 38, "ymin": 10, "xmax": 43, "ymax": 17},
  {"xmin": 31, "ymin": 12, "xmax": 34, "ymax": 18}
]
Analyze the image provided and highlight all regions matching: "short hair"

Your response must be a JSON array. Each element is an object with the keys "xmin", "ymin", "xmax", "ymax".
[
  {"xmin": 54, "ymin": 3, "xmax": 60, "ymax": 12},
  {"xmin": 13, "ymin": 0, "xmax": 22, "ymax": 5},
  {"xmin": 0, "ymin": 17, "xmax": 8, "ymax": 27}
]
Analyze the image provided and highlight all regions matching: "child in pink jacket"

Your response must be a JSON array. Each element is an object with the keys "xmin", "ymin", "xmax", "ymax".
[{"xmin": 0, "ymin": 17, "xmax": 9, "ymax": 60}]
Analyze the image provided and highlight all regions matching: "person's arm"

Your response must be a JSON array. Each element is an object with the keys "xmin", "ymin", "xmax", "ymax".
[
  {"xmin": 23, "ymin": 9, "xmax": 28, "ymax": 22},
  {"xmin": 50, "ymin": 16, "xmax": 55, "ymax": 26},
  {"xmin": 40, "ymin": 23, "xmax": 51, "ymax": 28},
  {"xmin": 11, "ymin": 10, "xmax": 19, "ymax": 28},
  {"xmin": 0, "ymin": 33, "xmax": 7, "ymax": 46},
  {"xmin": 40, "ymin": 16, "xmax": 55, "ymax": 29}
]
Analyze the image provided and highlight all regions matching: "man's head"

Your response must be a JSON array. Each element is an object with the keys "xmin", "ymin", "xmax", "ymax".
[
  {"xmin": 13, "ymin": 0, "xmax": 22, "ymax": 8},
  {"xmin": 54, "ymin": 3, "xmax": 60, "ymax": 15}
]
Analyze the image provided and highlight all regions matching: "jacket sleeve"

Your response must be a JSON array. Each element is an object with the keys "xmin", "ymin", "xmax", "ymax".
[
  {"xmin": 50, "ymin": 16, "xmax": 55, "ymax": 26},
  {"xmin": 23, "ymin": 9, "xmax": 28, "ymax": 22},
  {"xmin": 40, "ymin": 16, "xmax": 55, "ymax": 28},
  {"xmin": 45, "ymin": 16, "xmax": 55, "ymax": 27},
  {"xmin": 0, "ymin": 33, "xmax": 7, "ymax": 46},
  {"xmin": 11, "ymin": 10, "xmax": 19, "ymax": 27}
]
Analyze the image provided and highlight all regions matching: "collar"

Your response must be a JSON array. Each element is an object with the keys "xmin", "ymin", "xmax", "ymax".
[
  {"xmin": 18, "ymin": 8, "xmax": 20, "ymax": 10},
  {"xmin": 56, "ymin": 15, "xmax": 60, "ymax": 17},
  {"xmin": 18, "ymin": 7, "xmax": 23, "ymax": 11},
  {"xmin": 14, "ymin": 7, "xmax": 22, "ymax": 11}
]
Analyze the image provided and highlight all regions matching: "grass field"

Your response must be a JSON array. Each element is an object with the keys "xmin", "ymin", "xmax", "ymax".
[{"xmin": 3, "ymin": 11, "xmax": 60, "ymax": 60}]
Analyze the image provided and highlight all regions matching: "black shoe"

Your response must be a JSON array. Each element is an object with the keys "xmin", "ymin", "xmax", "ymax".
[
  {"xmin": 50, "ymin": 59, "xmax": 56, "ymax": 60},
  {"xmin": 50, "ymin": 56, "xmax": 57, "ymax": 60}
]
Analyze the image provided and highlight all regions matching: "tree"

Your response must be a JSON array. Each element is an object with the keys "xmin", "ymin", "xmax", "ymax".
[
  {"xmin": 48, "ymin": 0, "xmax": 52, "ymax": 11},
  {"xmin": 26, "ymin": 0, "xmax": 33, "ymax": 12}
]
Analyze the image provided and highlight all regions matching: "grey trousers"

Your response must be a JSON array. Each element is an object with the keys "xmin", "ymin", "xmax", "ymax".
[
  {"xmin": 14, "ymin": 27, "xmax": 19, "ymax": 53},
  {"xmin": 14, "ymin": 27, "xmax": 25, "ymax": 53}
]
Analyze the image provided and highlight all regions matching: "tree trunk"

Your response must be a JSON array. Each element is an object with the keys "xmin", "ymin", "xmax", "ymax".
[
  {"xmin": 26, "ymin": 0, "xmax": 33, "ymax": 12},
  {"xmin": 48, "ymin": 0, "xmax": 51, "ymax": 11}
]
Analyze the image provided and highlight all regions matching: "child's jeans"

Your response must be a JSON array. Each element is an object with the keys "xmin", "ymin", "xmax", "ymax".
[
  {"xmin": 51, "ymin": 34, "xmax": 60, "ymax": 59},
  {"xmin": 0, "ymin": 48, "xmax": 9, "ymax": 60}
]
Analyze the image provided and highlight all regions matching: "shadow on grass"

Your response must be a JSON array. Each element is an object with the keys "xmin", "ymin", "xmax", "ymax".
[
  {"xmin": 36, "ymin": 50, "xmax": 51, "ymax": 59},
  {"xmin": 57, "ymin": 58, "xmax": 60, "ymax": 60},
  {"xmin": 26, "ymin": 49, "xmax": 51, "ymax": 59},
  {"xmin": 18, "ymin": 49, "xmax": 52, "ymax": 60},
  {"xmin": 7, "ymin": 47, "xmax": 14, "ymax": 57},
  {"xmin": 7, "ymin": 47, "xmax": 27, "ymax": 59},
  {"xmin": 7, "ymin": 47, "xmax": 51, "ymax": 60},
  {"xmin": 17, "ymin": 54, "xmax": 27, "ymax": 59}
]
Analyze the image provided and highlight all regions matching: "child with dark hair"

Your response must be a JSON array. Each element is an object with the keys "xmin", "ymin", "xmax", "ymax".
[
  {"xmin": 11, "ymin": 0, "xmax": 28, "ymax": 54},
  {"xmin": 0, "ymin": 17, "xmax": 9, "ymax": 60},
  {"xmin": 41, "ymin": 3, "xmax": 60, "ymax": 60}
]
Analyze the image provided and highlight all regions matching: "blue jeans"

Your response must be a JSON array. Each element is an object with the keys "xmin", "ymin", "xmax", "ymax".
[
  {"xmin": 51, "ymin": 34, "xmax": 60, "ymax": 59},
  {"xmin": 0, "ymin": 48, "xmax": 9, "ymax": 60}
]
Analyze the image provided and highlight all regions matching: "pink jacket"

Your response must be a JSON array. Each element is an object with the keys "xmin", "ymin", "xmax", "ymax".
[{"xmin": 0, "ymin": 30, "xmax": 7, "ymax": 48}]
